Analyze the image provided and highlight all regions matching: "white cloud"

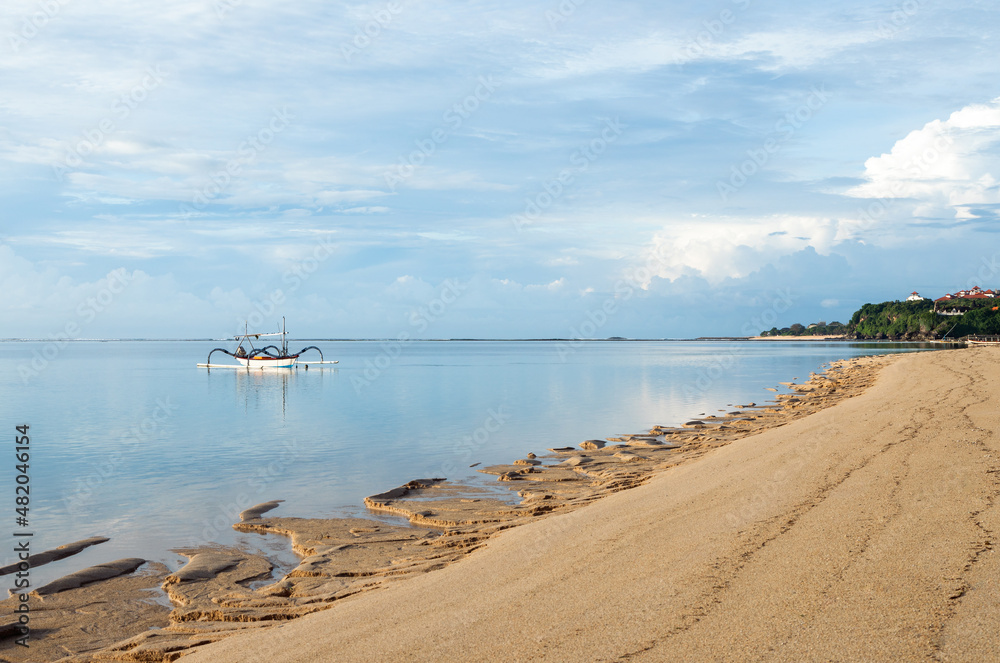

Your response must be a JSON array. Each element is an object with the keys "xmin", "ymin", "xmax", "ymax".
[
  {"xmin": 848, "ymin": 97, "xmax": 1000, "ymax": 219},
  {"xmin": 313, "ymin": 190, "xmax": 390, "ymax": 205},
  {"xmin": 711, "ymin": 28, "xmax": 882, "ymax": 70},
  {"xmin": 16, "ymin": 229, "xmax": 176, "ymax": 258},
  {"xmin": 0, "ymin": 244, "xmax": 213, "ymax": 337},
  {"xmin": 0, "ymin": 243, "xmax": 334, "ymax": 338},
  {"xmin": 536, "ymin": 34, "xmax": 684, "ymax": 78},
  {"xmin": 535, "ymin": 26, "xmax": 883, "ymax": 80},
  {"xmin": 342, "ymin": 206, "xmax": 389, "ymax": 214},
  {"xmin": 400, "ymin": 167, "xmax": 516, "ymax": 192},
  {"xmin": 637, "ymin": 215, "xmax": 840, "ymax": 285},
  {"xmin": 547, "ymin": 255, "xmax": 579, "ymax": 266},
  {"xmin": 524, "ymin": 277, "xmax": 565, "ymax": 292}
]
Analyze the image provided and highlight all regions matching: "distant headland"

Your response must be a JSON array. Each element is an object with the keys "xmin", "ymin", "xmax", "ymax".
[{"xmin": 760, "ymin": 287, "xmax": 1000, "ymax": 341}]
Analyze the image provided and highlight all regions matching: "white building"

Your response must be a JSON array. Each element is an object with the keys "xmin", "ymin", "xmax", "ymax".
[{"xmin": 906, "ymin": 291, "xmax": 926, "ymax": 302}]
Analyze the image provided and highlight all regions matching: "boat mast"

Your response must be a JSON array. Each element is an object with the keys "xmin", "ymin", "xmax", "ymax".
[{"xmin": 282, "ymin": 316, "xmax": 287, "ymax": 356}]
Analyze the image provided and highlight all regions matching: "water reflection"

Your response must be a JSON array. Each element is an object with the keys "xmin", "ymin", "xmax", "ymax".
[
  {"xmin": 206, "ymin": 365, "xmax": 339, "ymax": 419},
  {"xmin": 0, "ymin": 340, "xmax": 950, "ymax": 578}
]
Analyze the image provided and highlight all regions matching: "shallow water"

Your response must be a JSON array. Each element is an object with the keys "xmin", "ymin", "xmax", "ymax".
[{"xmin": 0, "ymin": 339, "xmax": 947, "ymax": 586}]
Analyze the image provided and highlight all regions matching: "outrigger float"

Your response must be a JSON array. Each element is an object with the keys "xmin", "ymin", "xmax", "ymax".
[{"xmin": 197, "ymin": 318, "xmax": 339, "ymax": 370}]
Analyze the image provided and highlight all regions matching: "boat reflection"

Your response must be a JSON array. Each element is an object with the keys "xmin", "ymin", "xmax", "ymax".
[{"xmin": 205, "ymin": 362, "xmax": 338, "ymax": 419}]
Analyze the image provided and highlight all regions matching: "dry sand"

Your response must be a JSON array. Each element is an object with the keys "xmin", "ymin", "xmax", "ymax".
[{"xmin": 178, "ymin": 346, "xmax": 999, "ymax": 662}]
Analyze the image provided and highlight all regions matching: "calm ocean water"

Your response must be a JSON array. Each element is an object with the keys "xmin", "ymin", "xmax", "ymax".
[{"xmin": 0, "ymin": 340, "xmax": 944, "ymax": 586}]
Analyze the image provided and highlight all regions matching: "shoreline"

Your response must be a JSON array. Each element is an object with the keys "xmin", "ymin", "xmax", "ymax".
[
  {"xmin": 177, "ymin": 345, "xmax": 998, "ymax": 662},
  {"xmin": 748, "ymin": 334, "xmax": 848, "ymax": 340},
  {"xmin": 2, "ymin": 352, "xmax": 904, "ymax": 661}
]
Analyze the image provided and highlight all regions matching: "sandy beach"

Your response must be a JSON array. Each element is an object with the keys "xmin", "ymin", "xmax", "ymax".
[
  {"xmin": 5, "ymin": 347, "xmax": 996, "ymax": 661},
  {"xmin": 172, "ymin": 347, "xmax": 996, "ymax": 662}
]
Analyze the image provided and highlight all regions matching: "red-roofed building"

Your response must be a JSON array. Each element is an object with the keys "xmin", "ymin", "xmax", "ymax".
[{"xmin": 934, "ymin": 286, "xmax": 998, "ymax": 310}]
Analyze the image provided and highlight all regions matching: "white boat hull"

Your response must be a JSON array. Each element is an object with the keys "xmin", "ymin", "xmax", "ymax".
[{"xmin": 235, "ymin": 355, "xmax": 299, "ymax": 369}]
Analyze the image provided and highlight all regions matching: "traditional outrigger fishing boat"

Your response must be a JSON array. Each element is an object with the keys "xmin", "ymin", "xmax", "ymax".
[
  {"xmin": 198, "ymin": 318, "xmax": 338, "ymax": 370},
  {"xmin": 965, "ymin": 335, "xmax": 1000, "ymax": 346}
]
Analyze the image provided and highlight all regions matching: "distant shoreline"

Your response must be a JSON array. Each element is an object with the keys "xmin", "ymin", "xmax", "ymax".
[{"xmin": 747, "ymin": 335, "xmax": 848, "ymax": 341}]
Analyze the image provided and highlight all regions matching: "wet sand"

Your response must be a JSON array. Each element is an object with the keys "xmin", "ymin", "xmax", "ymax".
[{"xmin": 4, "ymin": 348, "xmax": 997, "ymax": 661}]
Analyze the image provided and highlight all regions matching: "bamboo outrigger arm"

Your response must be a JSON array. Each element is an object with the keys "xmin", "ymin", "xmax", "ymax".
[
  {"xmin": 296, "ymin": 346, "xmax": 324, "ymax": 361},
  {"xmin": 206, "ymin": 347, "xmax": 236, "ymax": 364}
]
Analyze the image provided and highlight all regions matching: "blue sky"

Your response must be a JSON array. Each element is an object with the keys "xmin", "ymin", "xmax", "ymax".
[{"xmin": 2, "ymin": 0, "xmax": 999, "ymax": 339}]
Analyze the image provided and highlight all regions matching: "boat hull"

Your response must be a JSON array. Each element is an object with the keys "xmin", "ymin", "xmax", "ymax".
[{"xmin": 234, "ymin": 355, "xmax": 299, "ymax": 369}]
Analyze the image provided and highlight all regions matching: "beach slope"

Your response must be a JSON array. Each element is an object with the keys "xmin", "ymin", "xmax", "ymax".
[{"xmin": 185, "ymin": 347, "xmax": 999, "ymax": 662}]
